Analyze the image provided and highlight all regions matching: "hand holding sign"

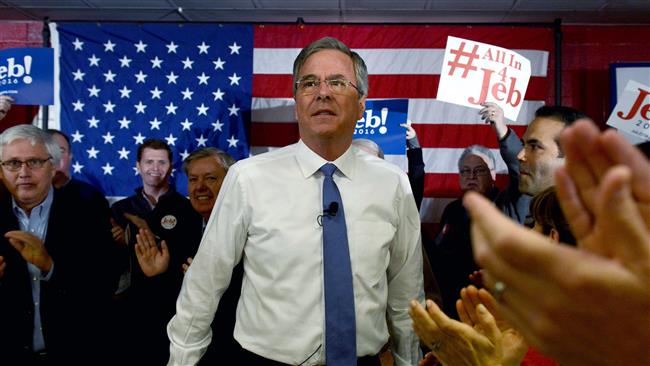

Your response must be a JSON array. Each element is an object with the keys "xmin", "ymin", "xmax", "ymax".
[
  {"xmin": 0, "ymin": 95, "xmax": 13, "ymax": 121},
  {"xmin": 437, "ymin": 36, "xmax": 531, "ymax": 122}
]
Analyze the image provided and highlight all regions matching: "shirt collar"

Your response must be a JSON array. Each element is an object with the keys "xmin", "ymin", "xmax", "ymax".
[
  {"xmin": 12, "ymin": 186, "xmax": 54, "ymax": 219},
  {"xmin": 295, "ymin": 140, "xmax": 356, "ymax": 180}
]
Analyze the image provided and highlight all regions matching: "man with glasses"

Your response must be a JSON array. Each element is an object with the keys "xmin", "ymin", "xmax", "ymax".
[
  {"xmin": 167, "ymin": 37, "xmax": 424, "ymax": 366},
  {"xmin": 0, "ymin": 124, "xmax": 118, "ymax": 364},
  {"xmin": 429, "ymin": 144, "xmax": 500, "ymax": 319}
]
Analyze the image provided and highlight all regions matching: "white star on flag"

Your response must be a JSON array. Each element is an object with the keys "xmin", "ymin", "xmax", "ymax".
[
  {"xmin": 103, "ymin": 100, "xmax": 116, "ymax": 113},
  {"xmin": 229, "ymin": 42, "xmax": 241, "ymax": 54},
  {"xmin": 211, "ymin": 119, "xmax": 223, "ymax": 131},
  {"xmin": 135, "ymin": 71, "xmax": 148, "ymax": 83},
  {"xmin": 87, "ymin": 146, "xmax": 99, "ymax": 159},
  {"xmin": 103, "ymin": 70, "xmax": 116, "ymax": 82},
  {"xmin": 212, "ymin": 88, "xmax": 224, "ymax": 101},
  {"xmin": 197, "ymin": 42, "xmax": 210, "ymax": 54},
  {"xmin": 166, "ymin": 71, "xmax": 179, "ymax": 84},
  {"xmin": 134, "ymin": 101, "xmax": 147, "ymax": 114},
  {"xmin": 228, "ymin": 73, "xmax": 240, "ymax": 85},
  {"xmin": 88, "ymin": 85, "xmax": 101, "ymax": 97},
  {"xmin": 197, "ymin": 72, "xmax": 210, "ymax": 85},
  {"xmin": 118, "ymin": 147, "xmax": 130, "ymax": 159},
  {"xmin": 133, "ymin": 133, "xmax": 146, "ymax": 144},
  {"xmin": 119, "ymin": 86, "xmax": 132, "ymax": 98},
  {"xmin": 228, "ymin": 104, "xmax": 240, "ymax": 116},
  {"xmin": 71, "ymin": 130, "xmax": 84, "ymax": 142},
  {"xmin": 213, "ymin": 57, "xmax": 225, "ymax": 70},
  {"xmin": 182, "ymin": 57, "xmax": 194, "ymax": 69},
  {"xmin": 166, "ymin": 41, "xmax": 178, "ymax": 53},
  {"xmin": 72, "ymin": 100, "xmax": 85, "ymax": 111},
  {"xmin": 119, "ymin": 55, "xmax": 132, "ymax": 68},
  {"xmin": 150, "ymin": 87, "xmax": 163, "ymax": 99},
  {"xmin": 227, "ymin": 135, "xmax": 239, "ymax": 147},
  {"xmin": 150, "ymin": 56, "xmax": 163, "ymax": 68},
  {"xmin": 134, "ymin": 40, "xmax": 148, "ymax": 53},
  {"xmin": 165, "ymin": 133, "xmax": 178, "ymax": 146},
  {"xmin": 103, "ymin": 40, "xmax": 116, "ymax": 52},
  {"xmin": 102, "ymin": 131, "xmax": 115, "ymax": 144},
  {"xmin": 118, "ymin": 117, "xmax": 131, "ymax": 129},
  {"xmin": 72, "ymin": 161, "xmax": 84, "ymax": 173},
  {"xmin": 195, "ymin": 134, "xmax": 207, "ymax": 147},
  {"xmin": 102, "ymin": 162, "xmax": 115, "ymax": 175},
  {"xmin": 181, "ymin": 88, "xmax": 194, "ymax": 100},
  {"xmin": 149, "ymin": 118, "xmax": 162, "ymax": 130},
  {"xmin": 88, "ymin": 54, "xmax": 100, "ymax": 67},
  {"xmin": 73, "ymin": 38, "xmax": 84, "ymax": 50},
  {"xmin": 180, "ymin": 118, "xmax": 193, "ymax": 131},
  {"xmin": 180, "ymin": 149, "xmax": 190, "ymax": 161},
  {"xmin": 166, "ymin": 102, "xmax": 178, "ymax": 115},
  {"xmin": 73, "ymin": 69, "xmax": 85, "ymax": 81},
  {"xmin": 87, "ymin": 116, "xmax": 100, "ymax": 128},
  {"xmin": 196, "ymin": 103, "xmax": 209, "ymax": 116}
]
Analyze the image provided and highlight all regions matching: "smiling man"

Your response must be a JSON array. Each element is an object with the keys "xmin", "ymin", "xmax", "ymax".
[
  {"xmin": 167, "ymin": 37, "xmax": 424, "ymax": 366},
  {"xmin": 110, "ymin": 139, "xmax": 198, "ymax": 365}
]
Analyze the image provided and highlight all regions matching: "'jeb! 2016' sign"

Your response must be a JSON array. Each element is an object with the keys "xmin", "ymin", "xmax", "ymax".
[
  {"xmin": 0, "ymin": 48, "xmax": 54, "ymax": 105},
  {"xmin": 436, "ymin": 36, "xmax": 532, "ymax": 122},
  {"xmin": 607, "ymin": 80, "xmax": 650, "ymax": 142},
  {"xmin": 354, "ymin": 99, "xmax": 408, "ymax": 155}
]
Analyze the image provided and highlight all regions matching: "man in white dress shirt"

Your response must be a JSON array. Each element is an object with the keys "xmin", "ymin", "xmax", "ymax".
[{"xmin": 167, "ymin": 36, "xmax": 424, "ymax": 366}]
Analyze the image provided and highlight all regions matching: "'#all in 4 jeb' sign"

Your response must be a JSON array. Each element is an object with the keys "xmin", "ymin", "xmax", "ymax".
[
  {"xmin": 436, "ymin": 36, "xmax": 531, "ymax": 121},
  {"xmin": 0, "ymin": 47, "xmax": 54, "ymax": 105},
  {"xmin": 607, "ymin": 80, "xmax": 650, "ymax": 142}
]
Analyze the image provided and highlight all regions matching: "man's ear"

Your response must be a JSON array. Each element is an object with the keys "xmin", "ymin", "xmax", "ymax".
[
  {"xmin": 357, "ymin": 96, "xmax": 367, "ymax": 121},
  {"xmin": 550, "ymin": 228, "xmax": 560, "ymax": 243}
]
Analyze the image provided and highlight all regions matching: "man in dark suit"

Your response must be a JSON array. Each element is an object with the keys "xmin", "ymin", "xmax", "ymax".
[{"xmin": 0, "ymin": 124, "xmax": 118, "ymax": 365}]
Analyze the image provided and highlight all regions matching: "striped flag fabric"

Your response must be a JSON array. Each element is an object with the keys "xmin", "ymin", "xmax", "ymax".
[
  {"xmin": 250, "ymin": 25, "xmax": 552, "ymax": 226},
  {"xmin": 52, "ymin": 23, "xmax": 553, "ymax": 226}
]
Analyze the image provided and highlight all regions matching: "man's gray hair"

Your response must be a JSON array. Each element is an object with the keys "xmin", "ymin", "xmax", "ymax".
[
  {"xmin": 0, "ymin": 124, "xmax": 61, "ymax": 166},
  {"xmin": 458, "ymin": 144, "xmax": 496, "ymax": 172},
  {"xmin": 182, "ymin": 147, "xmax": 235, "ymax": 175},
  {"xmin": 352, "ymin": 138, "xmax": 384, "ymax": 159},
  {"xmin": 292, "ymin": 36, "xmax": 368, "ymax": 97}
]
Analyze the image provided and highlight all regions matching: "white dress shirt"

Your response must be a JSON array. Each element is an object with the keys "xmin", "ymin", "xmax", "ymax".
[{"xmin": 168, "ymin": 140, "xmax": 424, "ymax": 366}]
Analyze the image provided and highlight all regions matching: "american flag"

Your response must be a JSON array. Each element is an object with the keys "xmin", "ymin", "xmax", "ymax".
[
  {"xmin": 53, "ymin": 23, "xmax": 552, "ymax": 228},
  {"xmin": 53, "ymin": 23, "xmax": 251, "ymax": 196}
]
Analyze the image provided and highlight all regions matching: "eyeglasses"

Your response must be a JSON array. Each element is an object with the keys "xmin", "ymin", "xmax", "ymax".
[
  {"xmin": 459, "ymin": 167, "xmax": 491, "ymax": 178},
  {"xmin": 0, "ymin": 157, "xmax": 52, "ymax": 172},
  {"xmin": 295, "ymin": 78, "xmax": 360, "ymax": 95}
]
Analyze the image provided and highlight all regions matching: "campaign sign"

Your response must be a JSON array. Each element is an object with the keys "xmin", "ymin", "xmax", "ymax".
[
  {"xmin": 354, "ymin": 99, "xmax": 408, "ymax": 155},
  {"xmin": 606, "ymin": 80, "xmax": 650, "ymax": 142},
  {"xmin": 0, "ymin": 48, "xmax": 54, "ymax": 105},
  {"xmin": 436, "ymin": 36, "xmax": 531, "ymax": 121}
]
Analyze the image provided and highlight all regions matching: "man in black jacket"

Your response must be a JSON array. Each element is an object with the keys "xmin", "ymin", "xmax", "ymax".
[{"xmin": 0, "ymin": 124, "xmax": 118, "ymax": 365}]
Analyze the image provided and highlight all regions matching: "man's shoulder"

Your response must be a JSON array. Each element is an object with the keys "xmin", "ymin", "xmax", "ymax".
[{"xmin": 230, "ymin": 144, "xmax": 298, "ymax": 173}]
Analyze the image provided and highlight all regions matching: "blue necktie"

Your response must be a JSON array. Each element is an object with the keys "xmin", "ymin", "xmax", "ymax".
[{"xmin": 320, "ymin": 163, "xmax": 356, "ymax": 365}]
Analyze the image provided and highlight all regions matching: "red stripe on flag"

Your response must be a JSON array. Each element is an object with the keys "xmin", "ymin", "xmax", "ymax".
[
  {"xmin": 254, "ymin": 25, "xmax": 554, "ymax": 50},
  {"xmin": 253, "ymin": 74, "xmax": 547, "ymax": 100},
  {"xmin": 416, "ymin": 124, "xmax": 527, "ymax": 148},
  {"xmin": 250, "ymin": 122, "xmax": 299, "ymax": 147},
  {"xmin": 424, "ymin": 173, "xmax": 511, "ymax": 198}
]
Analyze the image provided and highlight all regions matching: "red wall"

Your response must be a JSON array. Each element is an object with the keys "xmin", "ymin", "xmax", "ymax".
[
  {"xmin": 0, "ymin": 21, "xmax": 42, "ymax": 132},
  {"xmin": 561, "ymin": 25, "xmax": 650, "ymax": 125}
]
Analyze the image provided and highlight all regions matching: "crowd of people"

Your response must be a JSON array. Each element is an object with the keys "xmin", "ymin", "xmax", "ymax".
[{"xmin": 0, "ymin": 34, "xmax": 648, "ymax": 366}]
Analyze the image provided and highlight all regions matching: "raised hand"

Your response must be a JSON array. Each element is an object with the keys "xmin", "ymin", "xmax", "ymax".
[
  {"xmin": 479, "ymin": 102, "xmax": 508, "ymax": 140},
  {"xmin": 135, "ymin": 228, "xmax": 169, "ymax": 277}
]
